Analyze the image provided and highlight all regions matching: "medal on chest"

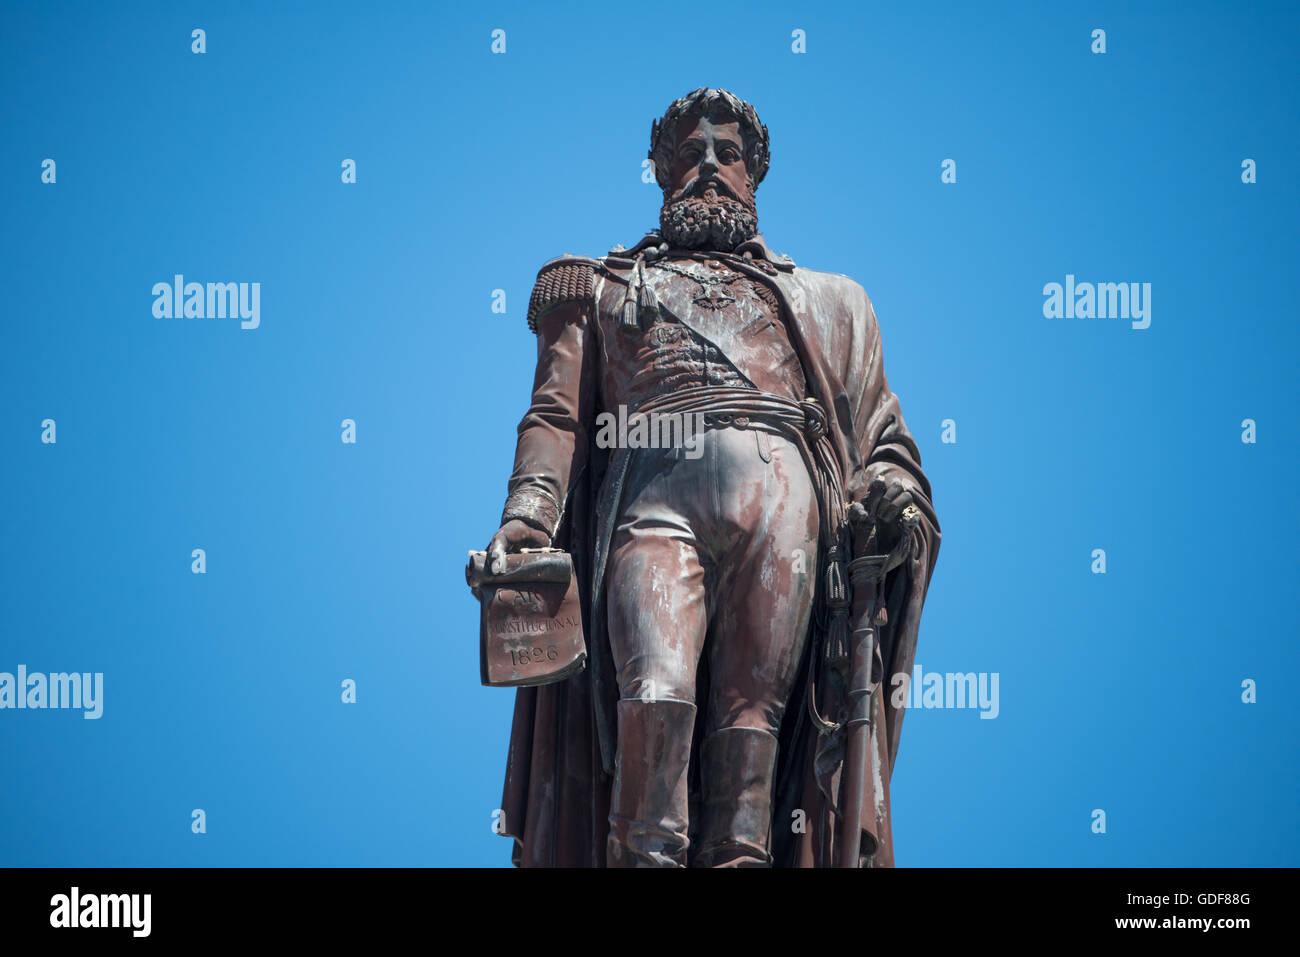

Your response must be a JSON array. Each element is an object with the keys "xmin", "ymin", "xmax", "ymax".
[{"xmin": 651, "ymin": 260, "xmax": 745, "ymax": 311}]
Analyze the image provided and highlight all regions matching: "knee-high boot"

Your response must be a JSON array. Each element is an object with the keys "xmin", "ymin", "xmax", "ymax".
[
  {"xmin": 606, "ymin": 698, "xmax": 698, "ymax": 867},
  {"xmin": 693, "ymin": 726, "xmax": 779, "ymax": 867}
]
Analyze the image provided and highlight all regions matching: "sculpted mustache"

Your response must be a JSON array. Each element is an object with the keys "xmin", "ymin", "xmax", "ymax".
[{"xmin": 681, "ymin": 177, "xmax": 737, "ymax": 200}]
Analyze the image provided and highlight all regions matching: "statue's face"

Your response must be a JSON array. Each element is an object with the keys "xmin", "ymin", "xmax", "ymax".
[
  {"xmin": 659, "ymin": 112, "xmax": 759, "ymax": 251},
  {"xmin": 665, "ymin": 115, "xmax": 754, "ymax": 208}
]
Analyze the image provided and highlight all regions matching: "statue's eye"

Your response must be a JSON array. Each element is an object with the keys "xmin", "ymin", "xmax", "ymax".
[{"xmin": 720, "ymin": 148, "xmax": 740, "ymax": 164}]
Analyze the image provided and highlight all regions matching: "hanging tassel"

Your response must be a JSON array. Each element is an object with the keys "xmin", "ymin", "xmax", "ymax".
[
  {"xmin": 618, "ymin": 284, "xmax": 639, "ymax": 333},
  {"xmin": 637, "ymin": 264, "xmax": 659, "ymax": 317},
  {"xmin": 823, "ymin": 546, "xmax": 850, "ymax": 667},
  {"xmin": 619, "ymin": 256, "xmax": 644, "ymax": 334},
  {"xmin": 619, "ymin": 255, "xmax": 658, "ymax": 334}
]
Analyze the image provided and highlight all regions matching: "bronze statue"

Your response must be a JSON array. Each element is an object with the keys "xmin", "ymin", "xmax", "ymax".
[{"xmin": 480, "ymin": 88, "xmax": 941, "ymax": 867}]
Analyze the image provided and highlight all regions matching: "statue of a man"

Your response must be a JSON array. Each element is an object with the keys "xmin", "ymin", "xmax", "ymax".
[{"xmin": 483, "ymin": 88, "xmax": 941, "ymax": 867}]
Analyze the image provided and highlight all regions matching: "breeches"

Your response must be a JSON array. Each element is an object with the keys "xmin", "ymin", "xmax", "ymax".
[{"xmin": 605, "ymin": 423, "xmax": 821, "ymax": 734}]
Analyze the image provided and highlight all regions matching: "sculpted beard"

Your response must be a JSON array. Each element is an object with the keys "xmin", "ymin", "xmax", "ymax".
[{"xmin": 659, "ymin": 192, "xmax": 758, "ymax": 250}]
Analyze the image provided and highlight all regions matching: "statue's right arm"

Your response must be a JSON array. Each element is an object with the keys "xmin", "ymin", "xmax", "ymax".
[{"xmin": 486, "ymin": 261, "xmax": 598, "ymax": 571}]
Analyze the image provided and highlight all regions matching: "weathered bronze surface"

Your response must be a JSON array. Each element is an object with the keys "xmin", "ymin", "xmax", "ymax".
[{"xmin": 480, "ymin": 88, "xmax": 941, "ymax": 867}]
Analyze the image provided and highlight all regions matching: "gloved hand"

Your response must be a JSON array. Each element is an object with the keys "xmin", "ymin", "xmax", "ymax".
[{"xmin": 484, "ymin": 519, "xmax": 552, "ymax": 576}]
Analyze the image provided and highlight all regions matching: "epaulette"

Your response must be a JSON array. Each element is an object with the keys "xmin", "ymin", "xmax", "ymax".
[{"xmin": 526, "ymin": 255, "xmax": 598, "ymax": 333}]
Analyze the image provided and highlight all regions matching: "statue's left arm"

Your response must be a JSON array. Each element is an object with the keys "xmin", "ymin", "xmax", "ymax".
[
  {"xmin": 839, "ymin": 279, "xmax": 942, "ymax": 766},
  {"xmin": 849, "ymin": 287, "xmax": 938, "ymax": 556}
]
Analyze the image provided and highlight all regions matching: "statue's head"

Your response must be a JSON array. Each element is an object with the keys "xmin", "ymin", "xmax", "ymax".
[{"xmin": 649, "ymin": 88, "xmax": 769, "ymax": 251}]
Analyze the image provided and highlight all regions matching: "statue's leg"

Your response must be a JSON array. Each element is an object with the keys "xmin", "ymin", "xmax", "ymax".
[
  {"xmin": 694, "ymin": 427, "xmax": 820, "ymax": 867},
  {"xmin": 603, "ymin": 448, "xmax": 710, "ymax": 868}
]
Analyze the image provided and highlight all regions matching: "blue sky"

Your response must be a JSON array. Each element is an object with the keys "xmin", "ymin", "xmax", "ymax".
[{"xmin": 1, "ymin": 0, "xmax": 1296, "ymax": 866}]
